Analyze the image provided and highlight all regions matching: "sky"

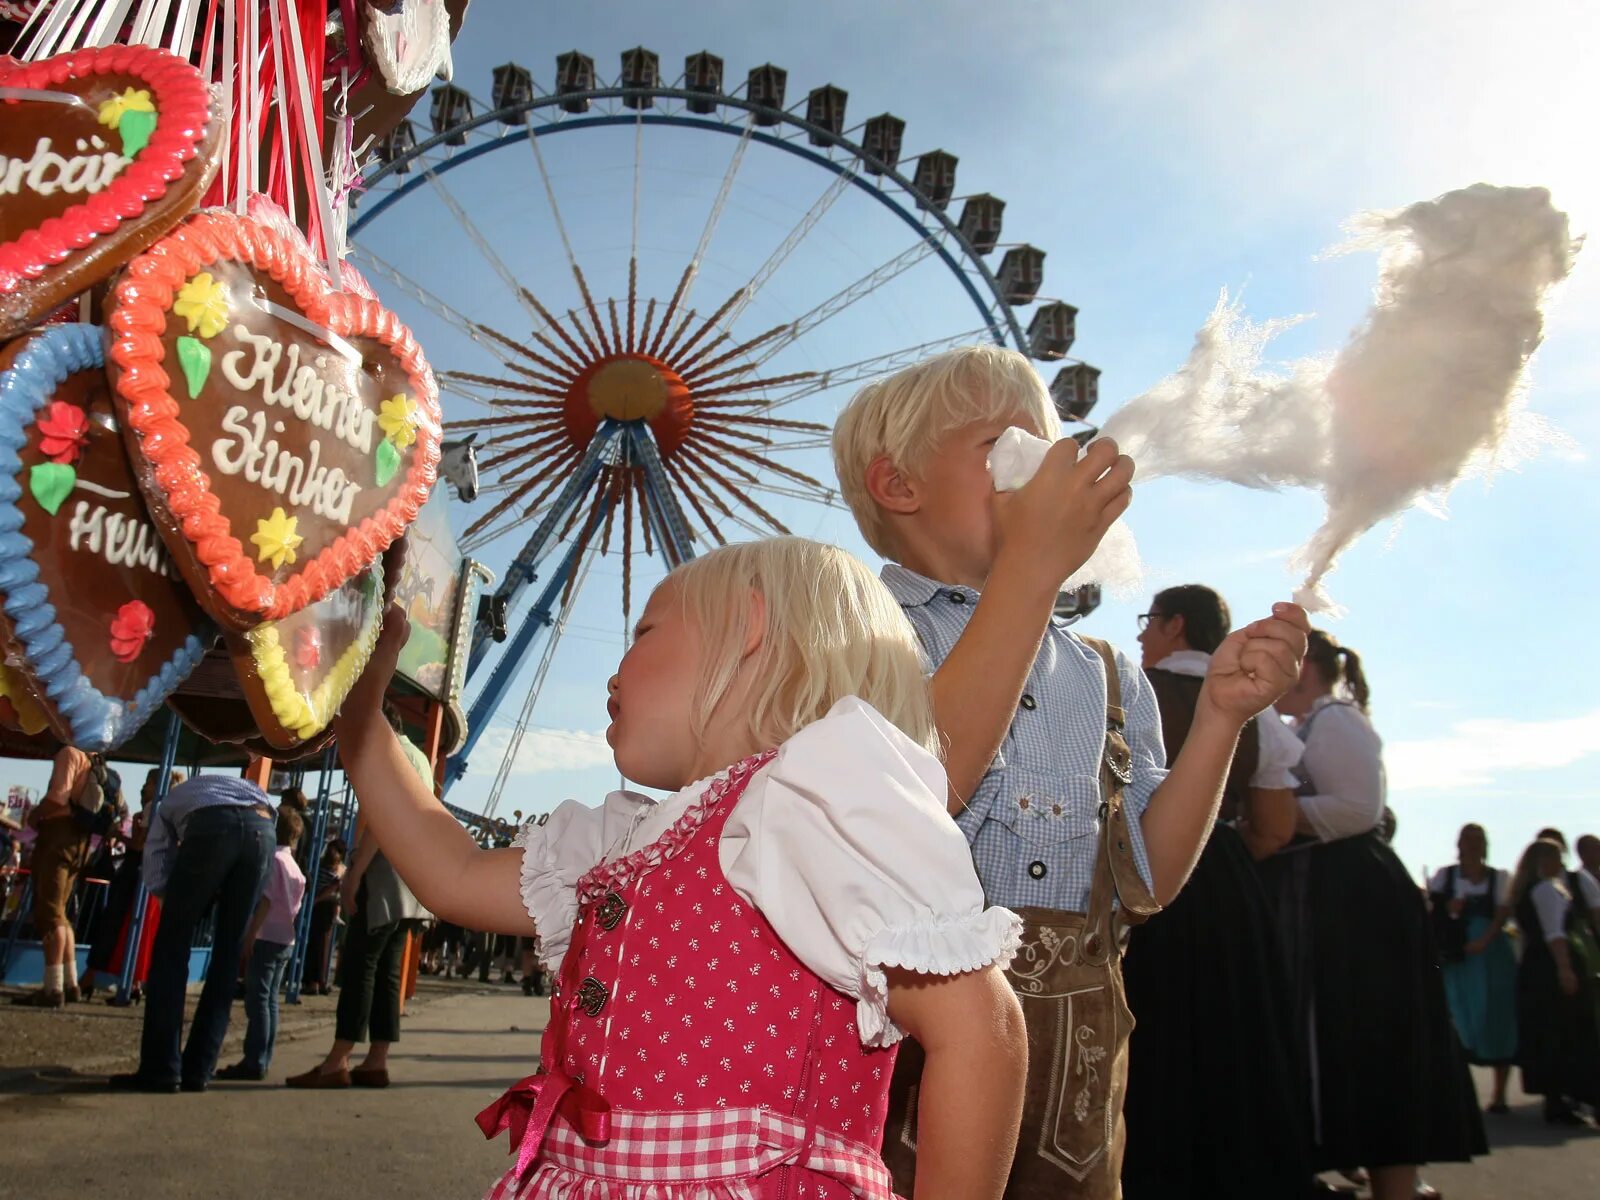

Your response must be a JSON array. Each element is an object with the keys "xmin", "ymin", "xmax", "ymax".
[{"xmin": 11, "ymin": 0, "xmax": 1595, "ymax": 881}]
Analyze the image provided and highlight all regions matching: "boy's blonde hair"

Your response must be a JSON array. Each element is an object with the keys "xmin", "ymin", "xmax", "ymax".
[
  {"xmin": 831, "ymin": 344, "xmax": 1060, "ymax": 558},
  {"xmin": 665, "ymin": 537, "xmax": 936, "ymax": 755}
]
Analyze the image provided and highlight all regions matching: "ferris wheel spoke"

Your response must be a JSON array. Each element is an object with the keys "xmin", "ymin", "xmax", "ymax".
[
  {"xmin": 738, "ymin": 479, "xmax": 844, "ymax": 507},
  {"xmin": 598, "ymin": 468, "xmax": 626, "ymax": 559},
  {"xmin": 421, "ymin": 166, "xmax": 554, "ymax": 335},
  {"xmin": 630, "ymin": 110, "xmax": 644, "ymax": 289},
  {"xmin": 446, "ymin": 413, "xmax": 560, "ymax": 436},
  {"xmin": 463, "ymin": 444, "xmax": 582, "ymax": 533},
  {"xmin": 688, "ymin": 370, "xmax": 818, "ymax": 401},
  {"xmin": 480, "ymin": 428, "xmax": 577, "ymax": 472},
  {"xmin": 749, "ymin": 240, "xmax": 937, "ymax": 369},
  {"xmin": 711, "ymin": 414, "xmax": 830, "ymax": 434},
  {"xmin": 559, "ymin": 477, "xmax": 614, "ymax": 607},
  {"xmin": 637, "ymin": 296, "xmax": 659, "ymax": 352},
  {"xmin": 522, "ymin": 116, "xmax": 620, "ymax": 359},
  {"xmin": 509, "ymin": 288, "xmax": 591, "ymax": 372},
  {"xmin": 565, "ymin": 308, "xmax": 605, "ymax": 361},
  {"xmin": 762, "ymin": 329, "xmax": 988, "ymax": 412},
  {"xmin": 621, "ymin": 477, "xmax": 636, "ymax": 618},
  {"xmin": 645, "ymin": 266, "xmax": 693, "ymax": 358},
  {"xmin": 661, "ymin": 457, "xmax": 728, "ymax": 548},
  {"xmin": 570, "ymin": 265, "xmax": 614, "ymax": 357},
  {"xmin": 350, "ymin": 247, "xmax": 518, "ymax": 383},
  {"xmin": 657, "ymin": 284, "xmax": 746, "ymax": 363},
  {"xmin": 685, "ymin": 429, "xmax": 831, "ymax": 493},
  {"xmin": 462, "ymin": 473, "xmax": 556, "ymax": 546},
  {"xmin": 469, "ymin": 320, "xmax": 585, "ymax": 383},
  {"xmin": 673, "ymin": 452, "xmax": 772, "ymax": 540},
  {"xmin": 715, "ymin": 167, "xmax": 857, "ymax": 335},
  {"xmin": 628, "ymin": 470, "xmax": 655, "ymax": 557},
  {"xmin": 677, "ymin": 447, "xmax": 792, "ymax": 536},
  {"xmin": 439, "ymin": 381, "xmax": 499, "ymax": 411},
  {"xmin": 671, "ymin": 111, "xmax": 759, "ymax": 323},
  {"xmin": 445, "ymin": 370, "xmax": 568, "ymax": 400},
  {"xmin": 676, "ymin": 319, "xmax": 792, "ymax": 381},
  {"xmin": 608, "ymin": 299, "xmax": 624, "ymax": 356}
]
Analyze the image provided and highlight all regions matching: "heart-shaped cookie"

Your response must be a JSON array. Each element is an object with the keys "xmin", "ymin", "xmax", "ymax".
[
  {"xmin": 229, "ymin": 552, "xmax": 390, "ymax": 749},
  {"xmin": 106, "ymin": 208, "xmax": 441, "ymax": 630},
  {"xmin": 0, "ymin": 45, "xmax": 221, "ymax": 338},
  {"xmin": 0, "ymin": 323, "xmax": 213, "ymax": 751}
]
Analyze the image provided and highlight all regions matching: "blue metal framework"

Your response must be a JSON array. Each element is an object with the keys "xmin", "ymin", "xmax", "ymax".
[
  {"xmin": 114, "ymin": 709, "xmax": 183, "ymax": 1003},
  {"xmin": 444, "ymin": 417, "xmax": 696, "ymax": 787},
  {"xmin": 284, "ymin": 743, "xmax": 339, "ymax": 1004}
]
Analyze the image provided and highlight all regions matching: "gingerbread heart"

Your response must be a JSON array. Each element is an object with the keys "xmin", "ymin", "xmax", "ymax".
[
  {"xmin": 106, "ymin": 208, "xmax": 441, "ymax": 630},
  {"xmin": 228, "ymin": 552, "xmax": 390, "ymax": 749},
  {"xmin": 0, "ymin": 45, "xmax": 221, "ymax": 338},
  {"xmin": 0, "ymin": 323, "xmax": 213, "ymax": 751}
]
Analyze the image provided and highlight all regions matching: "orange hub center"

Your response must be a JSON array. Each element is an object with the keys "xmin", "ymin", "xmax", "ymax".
[{"xmin": 562, "ymin": 353, "xmax": 694, "ymax": 457}]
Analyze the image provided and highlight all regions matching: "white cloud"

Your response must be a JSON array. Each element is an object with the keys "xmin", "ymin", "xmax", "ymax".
[
  {"xmin": 463, "ymin": 722, "xmax": 614, "ymax": 778},
  {"xmin": 1077, "ymin": 0, "xmax": 1600, "ymax": 235},
  {"xmin": 1386, "ymin": 709, "xmax": 1600, "ymax": 791}
]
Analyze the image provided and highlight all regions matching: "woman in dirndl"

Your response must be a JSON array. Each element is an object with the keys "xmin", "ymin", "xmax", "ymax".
[
  {"xmin": 1429, "ymin": 824, "xmax": 1517, "ymax": 1113},
  {"xmin": 1121, "ymin": 585, "xmax": 1310, "ymax": 1198},
  {"xmin": 1511, "ymin": 836, "xmax": 1600, "ymax": 1124},
  {"xmin": 1268, "ymin": 630, "xmax": 1484, "ymax": 1200}
]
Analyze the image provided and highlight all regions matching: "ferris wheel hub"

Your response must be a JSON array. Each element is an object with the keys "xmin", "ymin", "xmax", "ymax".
[{"xmin": 564, "ymin": 351, "xmax": 693, "ymax": 456}]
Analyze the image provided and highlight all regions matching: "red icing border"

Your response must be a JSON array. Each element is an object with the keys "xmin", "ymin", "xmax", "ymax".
[
  {"xmin": 0, "ymin": 45, "xmax": 215, "ymax": 293},
  {"xmin": 107, "ymin": 209, "xmax": 441, "ymax": 625}
]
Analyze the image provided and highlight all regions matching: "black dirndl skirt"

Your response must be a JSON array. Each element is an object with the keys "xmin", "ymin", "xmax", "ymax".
[
  {"xmin": 1261, "ymin": 831, "xmax": 1486, "ymax": 1171},
  {"xmin": 1121, "ymin": 823, "xmax": 1310, "ymax": 1198}
]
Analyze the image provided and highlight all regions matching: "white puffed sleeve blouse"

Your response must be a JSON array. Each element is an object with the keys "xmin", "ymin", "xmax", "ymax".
[{"xmin": 514, "ymin": 697, "xmax": 1022, "ymax": 1048}]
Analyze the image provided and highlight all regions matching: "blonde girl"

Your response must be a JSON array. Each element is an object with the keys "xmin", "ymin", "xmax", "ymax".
[{"xmin": 332, "ymin": 537, "xmax": 1027, "ymax": 1200}]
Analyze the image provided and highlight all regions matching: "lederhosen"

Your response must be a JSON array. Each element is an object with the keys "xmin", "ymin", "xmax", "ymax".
[{"xmin": 882, "ymin": 638, "xmax": 1161, "ymax": 1198}]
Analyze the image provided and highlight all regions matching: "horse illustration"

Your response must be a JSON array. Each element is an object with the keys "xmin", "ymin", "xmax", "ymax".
[{"xmin": 440, "ymin": 434, "xmax": 480, "ymax": 503}]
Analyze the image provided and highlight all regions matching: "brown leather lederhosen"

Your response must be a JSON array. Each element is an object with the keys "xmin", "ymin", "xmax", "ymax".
[{"xmin": 882, "ymin": 637, "xmax": 1161, "ymax": 1198}]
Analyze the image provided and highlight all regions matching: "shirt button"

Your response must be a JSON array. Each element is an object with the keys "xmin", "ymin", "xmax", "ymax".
[
  {"xmin": 948, "ymin": 591, "xmax": 968, "ymax": 605},
  {"xmin": 1028, "ymin": 860, "xmax": 1047, "ymax": 880},
  {"xmin": 1019, "ymin": 693, "xmax": 1037, "ymax": 711}
]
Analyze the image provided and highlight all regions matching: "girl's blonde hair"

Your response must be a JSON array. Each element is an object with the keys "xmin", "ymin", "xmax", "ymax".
[
  {"xmin": 831, "ymin": 344, "xmax": 1060, "ymax": 557},
  {"xmin": 665, "ymin": 537, "xmax": 936, "ymax": 755}
]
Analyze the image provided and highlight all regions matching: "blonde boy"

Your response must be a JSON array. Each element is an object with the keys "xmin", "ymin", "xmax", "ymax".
[{"xmin": 832, "ymin": 345, "xmax": 1308, "ymax": 1198}]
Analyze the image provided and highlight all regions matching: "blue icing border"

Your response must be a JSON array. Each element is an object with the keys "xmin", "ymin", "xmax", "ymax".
[{"xmin": 0, "ymin": 324, "xmax": 211, "ymax": 751}]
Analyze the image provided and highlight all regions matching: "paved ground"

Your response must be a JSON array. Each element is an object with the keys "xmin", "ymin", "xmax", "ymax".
[
  {"xmin": 1, "ymin": 979, "xmax": 1596, "ymax": 1198},
  {"xmin": 0, "ymin": 977, "xmax": 538, "ymax": 1199}
]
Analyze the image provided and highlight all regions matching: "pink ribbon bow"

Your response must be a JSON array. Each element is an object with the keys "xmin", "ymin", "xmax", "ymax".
[{"xmin": 476, "ymin": 1070, "xmax": 612, "ymax": 1198}]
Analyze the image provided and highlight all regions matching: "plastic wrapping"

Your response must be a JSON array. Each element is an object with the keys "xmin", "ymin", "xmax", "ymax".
[
  {"xmin": 233, "ymin": 550, "xmax": 391, "ymax": 749},
  {"xmin": 0, "ymin": 44, "xmax": 222, "ymax": 337},
  {"xmin": 103, "ymin": 207, "xmax": 441, "ymax": 631},
  {"xmin": 0, "ymin": 323, "xmax": 212, "ymax": 751}
]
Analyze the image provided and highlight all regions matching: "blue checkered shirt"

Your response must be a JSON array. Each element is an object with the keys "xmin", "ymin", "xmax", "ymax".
[{"xmin": 882, "ymin": 564, "xmax": 1166, "ymax": 913}]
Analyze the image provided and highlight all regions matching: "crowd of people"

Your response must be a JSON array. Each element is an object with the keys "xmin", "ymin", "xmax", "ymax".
[
  {"xmin": 2, "ymin": 717, "xmax": 545, "ymax": 1093},
  {"xmin": 2, "ymin": 345, "xmax": 1597, "ymax": 1200},
  {"xmin": 1431, "ymin": 825, "xmax": 1600, "ymax": 1127}
]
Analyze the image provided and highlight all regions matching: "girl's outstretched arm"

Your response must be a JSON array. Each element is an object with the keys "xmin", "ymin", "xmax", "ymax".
[
  {"xmin": 887, "ymin": 965, "xmax": 1027, "ymax": 1200},
  {"xmin": 333, "ymin": 604, "xmax": 533, "ymax": 935}
]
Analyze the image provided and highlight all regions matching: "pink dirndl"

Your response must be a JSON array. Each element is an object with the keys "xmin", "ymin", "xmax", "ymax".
[{"xmin": 479, "ymin": 752, "xmax": 900, "ymax": 1199}]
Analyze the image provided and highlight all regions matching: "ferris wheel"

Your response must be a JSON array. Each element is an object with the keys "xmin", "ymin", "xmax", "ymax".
[{"xmin": 347, "ymin": 46, "xmax": 1100, "ymax": 803}]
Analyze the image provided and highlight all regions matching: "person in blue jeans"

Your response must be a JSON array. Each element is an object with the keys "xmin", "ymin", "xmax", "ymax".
[
  {"xmin": 218, "ymin": 806, "xmax": 307, "ymax": 1081},
  {"xmin": 109, "ymin": 774, "xmax": 275, "ymax": 1093}
]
